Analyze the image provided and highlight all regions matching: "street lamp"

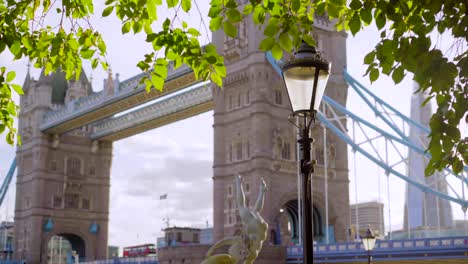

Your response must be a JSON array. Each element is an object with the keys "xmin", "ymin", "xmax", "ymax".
[
  {"xmin": 281, "ymin": 42, "xmax": 331, "ymax": 264},
  {"xmin": 361, "ymin": 226, "xmax": 377, "ymax": 264}
]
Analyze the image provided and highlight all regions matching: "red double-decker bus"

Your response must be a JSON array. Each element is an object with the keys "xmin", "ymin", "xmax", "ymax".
[{"xmin": 123, "ymin": 244, "xmax": 157, "ymax": 257}]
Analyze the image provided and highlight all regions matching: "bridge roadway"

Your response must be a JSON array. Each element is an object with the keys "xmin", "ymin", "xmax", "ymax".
[{"xmin": 40, "ymin": 63, "xmax": 201, "ymax": 135}]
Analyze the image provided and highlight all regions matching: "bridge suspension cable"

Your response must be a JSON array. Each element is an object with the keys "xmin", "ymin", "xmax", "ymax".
[
  {"xmin": 344, "ymin": 71, "xmax": 468, "ymax": 185},
  {"xmin": 265, "ymin": 52, "xmax": 468, "ymax": 210},
  {"xmin": 0, "ymin": 159, "xmax": 16, "ymax": 208}
]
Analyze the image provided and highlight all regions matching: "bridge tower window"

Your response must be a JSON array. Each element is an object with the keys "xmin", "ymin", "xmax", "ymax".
[
  {"xmin": 50, "ymin": 160, "xmax": 57, "ymax": 171},
  {"xmin": 66, "ymin": 157, "xmax": 82, "ymax": 177},
  {"xmin": 282, "ymin": 142, "xmax": 291, "ymax": 160},
  {"xmin": 64, "ymin": 193, "xmax": 80, "ymax": 209},
  {"xmin": 228, "ymin": 95, "xmax": 233, "ymax": 110},
  {"xmin": 89, "ymin": 165, "xmax": 95, "ymax": 176},
  {"xmin": 236, "ymin": 142, "xmax": 243, "ymax": 160},
  {"xmin": 315, "ymin": 148, "xmax": 324, "ymax": 165},
  {"xmin": 82, "ymin": 198, "xmax": 90, "ymax": 210},
  {"xmin": 274, "ymin": 89, "xmax": 282, "ymax": 105},
  {"xmin": 53, "ymin": 196, "xmax": 62, "ymax": 208}
]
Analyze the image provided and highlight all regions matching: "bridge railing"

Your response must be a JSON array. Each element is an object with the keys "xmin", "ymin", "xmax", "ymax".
[
  {"xmin": 79, "ymin": 256, "xmax": 158, "ymax": 264},
  {"xmin": 287, "ymin": 237, "xmax": 468, "ymax": 258}
]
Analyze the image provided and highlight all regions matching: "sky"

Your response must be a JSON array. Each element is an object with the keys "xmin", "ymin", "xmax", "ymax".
[{"xmin": 0, "ymin": 1, "xmax": 467, "ymax": 250}]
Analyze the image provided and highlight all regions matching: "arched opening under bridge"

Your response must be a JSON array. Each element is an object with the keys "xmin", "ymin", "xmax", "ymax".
[{"xmin": 47, "ymin": 234, "xmax": 85, "ymax": 264}]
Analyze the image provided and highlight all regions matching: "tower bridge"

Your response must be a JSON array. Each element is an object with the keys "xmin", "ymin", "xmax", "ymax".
[
  {"xmin": 0, "ymin": 3, "xmax": 466, "ymax": 264},
  {"xmin": 12, "ymin": 12, "xmax": 349, "ymax": 262}
]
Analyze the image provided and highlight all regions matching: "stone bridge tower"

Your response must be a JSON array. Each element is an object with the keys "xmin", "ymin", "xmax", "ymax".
[
  {"xmin": 14, "ymin": 70, "xmax": 112, "ymax": 264},
  {"xmin": 212, "ymin": 2, "xmax": 349, "ymax": 245}
]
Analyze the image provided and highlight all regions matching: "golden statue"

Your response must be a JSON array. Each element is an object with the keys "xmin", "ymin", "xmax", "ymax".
[{"xmin": 201, "ymin": 175, "xmax": 268, "ymax": 264}]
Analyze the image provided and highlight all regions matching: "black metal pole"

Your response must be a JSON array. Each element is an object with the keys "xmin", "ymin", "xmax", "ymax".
[
  {"xmin": 367, "ymin": 250, "xmax": 372, "ymax": 264},
  {"xmin": 298, "ymin": 116, "xmax": 313, "ymax": 264}
]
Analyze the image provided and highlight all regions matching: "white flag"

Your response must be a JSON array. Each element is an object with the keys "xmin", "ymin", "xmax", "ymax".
[{"xmin": 160, "ymin": 194, "xmax": 168, "ymax": 200}]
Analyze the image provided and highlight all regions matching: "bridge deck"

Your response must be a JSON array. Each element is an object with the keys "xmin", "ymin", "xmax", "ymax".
[
  {"xmin": 40, "ymin": 64, "xmax": 200, "ymax": 135},
  {"xmin": 91, "ymin": 83, "xmax": 213, "ymax": 141}
]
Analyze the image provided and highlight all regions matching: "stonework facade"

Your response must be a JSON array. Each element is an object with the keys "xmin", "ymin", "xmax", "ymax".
[
  {"xmin": 14, "ymin": 70, "xmax": 112, "ymax": 263},
  {"xmin": 211, "ymin": 0, "xmax": 349, "ymax": 248}
]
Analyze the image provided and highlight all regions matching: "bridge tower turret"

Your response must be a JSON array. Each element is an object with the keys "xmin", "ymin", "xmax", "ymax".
[
  {"xmin": 211, "ymin": 1, "xmax": 350, "ymax": 246},
  {"xmin": 14, "ymin": 70, "xmax": 112, "ymax": 264}
]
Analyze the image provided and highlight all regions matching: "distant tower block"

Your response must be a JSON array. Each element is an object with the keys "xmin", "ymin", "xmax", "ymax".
[
  {"xmin": 211, "ymin": 1, "xmax": 349, "ymax": 243},
  {"xmin": 14, "ymin": 70, "xmax": 112, "ymax": 263},
  {"xmin": 404, "ymin": 83, "xmax": 453, "ymax": 231}
]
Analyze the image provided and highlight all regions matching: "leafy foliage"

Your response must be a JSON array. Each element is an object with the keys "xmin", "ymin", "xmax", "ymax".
[{"xmin": 0, "ymin": 0, "xmax": 466, "ymax": 175}]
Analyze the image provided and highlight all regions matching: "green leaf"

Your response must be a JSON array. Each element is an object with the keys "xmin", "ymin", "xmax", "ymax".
[
  {"xmin": 350, "ymin": 0, "xmax": 361, "ymax": 10},
  {"xmin": 102, "ymin": 6, "xmax": 114, "ymax": 17},
  {"xmin": 209, "ymin": 17, "xmax": 223, "ymax": 31},
  {"xmin": 9, "ymin": 41, "xmax": 21, "ymax": 56},
  {"xmin": 214, "ymin": 63, "xmax": 226, "ymax": 77},
  {"xmin": 360, "ymin": 8, "xmax": 372, "ymax": 25},
  {"xmin": 392, "ymin": 66, "xmax": 405, "ymax": 84},
  {"xmin": 271, "ymin": 43, "xmax": 282, "ymax": 60},
  {"xmin": 291, "ymin": 0, "xmax": 300, "ymax": 12},
  {"xmin": 98, "ymin": 39, "xmax": 106, "ymax": 54},
  {"xmin": 349, "ymin": 14, "xmax": 361, "ymax": 36},
  {"xmin": 122, "ymin": 22, "xmax": 132, "ymax": 34},
  {"xmin": 243, "ymin": 4, "xmax": 253, "ymax": 14},
  {"xmin": 187, "ymin": 28, "xmax": 200, "ymax": 36},
  {"xmin": 279, "ymin": 33, "xmax": 292, "ymax": 51},
  {"xmin": 226, "ymin": 9, "xmax": 242, "ymax": 23},
  {"xmin": 259, "ymin": 37, "xmax": 275, "ymax": 51},
  {"xmin": 6, "ymin": 71, "xmax": 15, "ymax": 82},
  {"xmin": 181, "ymin": 0, "xmax": 191, "ymax": 12},
  {"xmin": 327, "ymin": 3, "xmax": 340, "ymax": 18},
  {"xmin": 166, "ymin": 0, "xmax": 179, "ymax": 8},
  {"xmin": 11, "ymin": 84, "xmax": 24, "ymax": 95},
  {"xmin": 223, "ymin": 21, "xmax": 237, "ymax": 38},
  {"xmin": 264, "ymin": 22, "xmax": 279, "ymax": 37},
  {"xmin": 22, "ymin": 37, "xmax": 33, "ymax": 50},
  {"xmin": 210, "ymin": 72, "xmax": 222, "ymax": 87},
  {"xmin": 453, "ymin": 158, "xmax": 463, "ymax": 174},
  {"xmin": 364, "ymin": 51, "xmax": 375, "ymax": 64},
  {"xmin": 376, "ymin": 13, "xmax": 386, "ymax": 30},
  {"xmin": 81, "ymin": 49, "xmax": 95, "ymax": 59},
  {"xmin": 369, "ymin": 68, "xmax": 379, "ymax": 82},
  {"xmin": 303, "ymin": 35, "xmax": 316, "ymax": 47},
  {"xmin": 92, "ymin": 58, "xmax": 99, "ymax": 69},
  {"xmin": 133, "ymin": 21, "xmax": 143, "ymax": 33}
]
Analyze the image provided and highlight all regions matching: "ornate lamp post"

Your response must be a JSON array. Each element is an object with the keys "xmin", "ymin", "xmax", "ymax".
[
  {"xmin": 281, "ymin": 42, "xmax": 331, "ymax": 264},
  {"xmin": 361, "ymin": 226, "xmax": 377, "ymax": 264}
]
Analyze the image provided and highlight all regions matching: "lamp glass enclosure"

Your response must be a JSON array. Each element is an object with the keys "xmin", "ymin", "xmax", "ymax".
[
  {"xmin": 362, "ymin": 234, "xmax": 377, "ymax": 251},
  {"xmin": 282, "ymin": 63, "xmax": 330, "ymax": 114}
]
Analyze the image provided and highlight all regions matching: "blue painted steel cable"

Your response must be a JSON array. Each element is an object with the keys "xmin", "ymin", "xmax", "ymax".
[
  {"xmin": 0, "ymin": 159, "xmax": 16, "ymax": 207},
  {"xmin": 265, "ymin": 52, "xmax": 468, "ymax": 206}
]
